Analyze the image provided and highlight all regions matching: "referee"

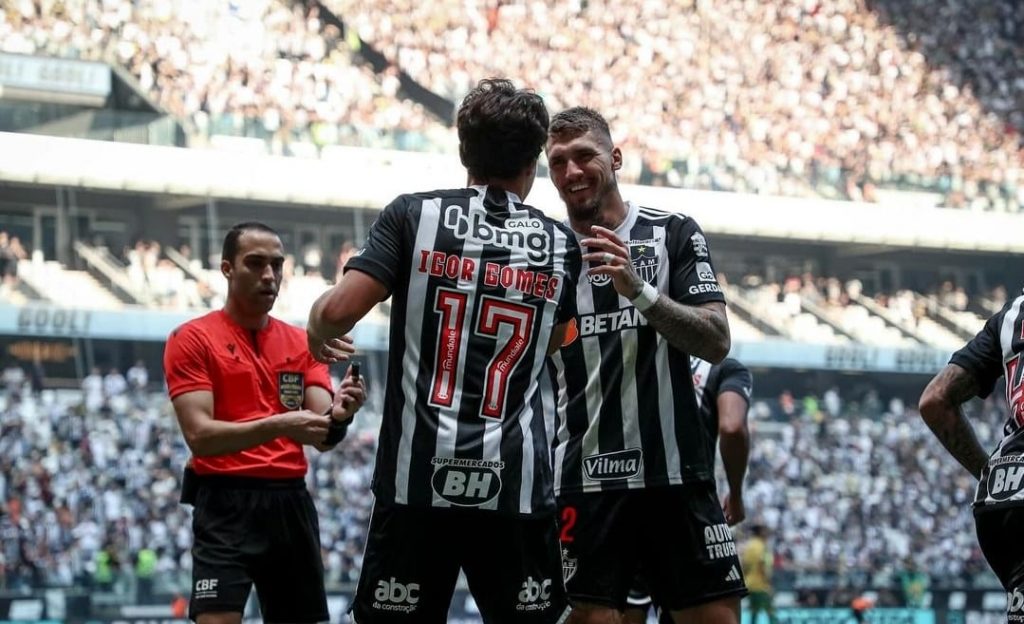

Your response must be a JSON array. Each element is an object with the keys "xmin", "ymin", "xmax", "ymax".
[{"xmin": 164, "ymin": 222, "xmax": 365, "ymax": 623}]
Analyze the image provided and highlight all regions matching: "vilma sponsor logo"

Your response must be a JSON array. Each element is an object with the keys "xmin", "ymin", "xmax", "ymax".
[
  {"xmin": 517, "ymin": 577, "xmax": 553, "ymax": 612},
  {"xmin": 583, "ymin": 448, "xmax": 643, "ymax": 481},
  {"xmin": 445, "ymin": 205, "xmax": 550, "ymax": 264},
  {"xmin": 373, "ymin": 577, "xmax": 420, "ymax": 614}
]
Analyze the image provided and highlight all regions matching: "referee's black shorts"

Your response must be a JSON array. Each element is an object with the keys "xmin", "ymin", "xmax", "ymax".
[{"xmin": 189, "ymin": 475, "xmax": 328, "ymax": 623}]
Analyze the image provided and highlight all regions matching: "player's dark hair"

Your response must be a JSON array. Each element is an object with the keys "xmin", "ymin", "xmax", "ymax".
[
  {"xmin": 457, "ymin": 78, "xmax": 549, "ymax": 180},
  {"xmin": 222, "ymin": 222, "xmax": 279, "ymax": 262},
  {"xmin": 549, "ymin": 106, "xmax": 613, "ymax": 148}
]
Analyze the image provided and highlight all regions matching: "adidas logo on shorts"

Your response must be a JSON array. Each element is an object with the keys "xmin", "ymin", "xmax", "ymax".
[{"xmin": 725, "ymin": 565, "xmax": 742, "ymax": 583}]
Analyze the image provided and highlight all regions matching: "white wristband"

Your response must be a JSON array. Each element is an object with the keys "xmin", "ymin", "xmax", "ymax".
[{"xmin": 630, "ymin": 282, "xmax": 659, "ymax": 312}]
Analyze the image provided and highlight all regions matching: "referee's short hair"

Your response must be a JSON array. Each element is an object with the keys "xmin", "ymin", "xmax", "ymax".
[
  {"xmin": 222, "ymin": 222, "xmax": 279, "ymax": 262},
  {"xmin": 457, "ymin": 78, "xmax": 549, "ymax": 180},
  {"xmin": 549, "ymin": 106, "xmax": 613, "ymax": 149}
]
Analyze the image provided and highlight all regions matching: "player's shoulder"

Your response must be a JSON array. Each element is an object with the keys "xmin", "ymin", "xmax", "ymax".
[
  {"xmin": 634, "ymin": 204, "xmax": 693, "ymax": 226},
  {"xmin": 395, "ymin": 187, "xmax": 477, "ymax": 205}
]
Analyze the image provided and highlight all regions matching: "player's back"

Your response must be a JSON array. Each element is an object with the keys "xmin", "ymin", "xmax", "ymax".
[{"xmin": 346, "ymin": 185, "xmax": 580, "ymax": 515}]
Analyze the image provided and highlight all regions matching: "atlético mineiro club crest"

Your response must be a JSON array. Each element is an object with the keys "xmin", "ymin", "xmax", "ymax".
[{"xmin": 629, "ymin": 240, "xmax": 659, "ymax": 285}]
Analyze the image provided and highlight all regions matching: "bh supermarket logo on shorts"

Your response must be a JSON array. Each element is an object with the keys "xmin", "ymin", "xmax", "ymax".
[
  {"xmin": 517, "ymin": 576, "xmax": 553, "ymax": 612},
  {"xmin": 431, "ymin": 457, "xmax": 504, "ymax": 506},
  {"xmin": 372, "ymin": 577, "xmax": 420, "ymax": 614}
]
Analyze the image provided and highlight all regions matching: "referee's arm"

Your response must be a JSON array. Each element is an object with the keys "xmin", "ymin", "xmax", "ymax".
[{"xmin": 172, "ymin": 390, "xmax": 331, "ymax": 457}]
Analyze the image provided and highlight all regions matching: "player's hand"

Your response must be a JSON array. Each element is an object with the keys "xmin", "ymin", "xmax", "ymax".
[
  {"xmin": 581, "ymin": 225, "xmax": 646, "ymax": 300},
  {"xmin": 722, "ymin": 490, "xmax": 745, "ymax": 526},
  {"xmin": 309, "ymin": 334, "xmax": 356, "ymax": 364},
  {"xmin": 278, "ymin": 410, "xmax": 332, "ymax": 445},
  {"xmin": 330, "ymin": 364, "xmax": 367, "ymax": 424}
]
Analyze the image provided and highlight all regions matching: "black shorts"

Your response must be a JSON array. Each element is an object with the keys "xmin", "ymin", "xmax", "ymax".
[
  {"xmin": 190, "ymin": 476, "xmax": 328, "ymax": 623},
  {"xmin": 352, "ymin": 502, "xmax": 570, "ymax": 624},
  {"xmin": 976, "ymin": 506, "xmax": 1024, "ymax": 623},
  {"xmin": 558, "ymin": 482, "xmax": 747, "ymax": 612}
]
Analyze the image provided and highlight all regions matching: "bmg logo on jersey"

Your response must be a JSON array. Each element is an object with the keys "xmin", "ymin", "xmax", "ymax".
[
  {"xmin": 1008, "ymin": 587, "xmax": 1024, "ymax": 622},
  {"xmin": 373, "ymin": 577, "xmax": 420, "ymax": 614},
  {"xmin": 987, "ymin": 459, "xmax": 1024, "ymax": 501},
  {"xmin": 444, "ymin": 205, "xmax": 550, "ymax": 264},
  {"xmin": 516, "ymin": 576, "xmax": 553, "ymax": 612},
  {"xmin": 430, "ymin": 457, "xmax": 504, "ymax": 506}
]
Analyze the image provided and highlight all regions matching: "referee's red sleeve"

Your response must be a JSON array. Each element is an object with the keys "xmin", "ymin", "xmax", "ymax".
[{"xmin": 164, "ymin": 323, "xmax": 213, "ymax": 399}]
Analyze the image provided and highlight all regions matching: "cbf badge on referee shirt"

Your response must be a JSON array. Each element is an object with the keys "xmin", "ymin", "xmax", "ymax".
[{"xmin": 278, "ymin": 372, "xmax": 304, "ymax": 409}]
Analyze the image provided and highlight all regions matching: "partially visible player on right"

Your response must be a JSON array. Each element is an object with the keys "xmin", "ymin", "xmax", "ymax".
[{"xmin": 919, "ymin": 290, "xmax": 1024, "ymax": 623}]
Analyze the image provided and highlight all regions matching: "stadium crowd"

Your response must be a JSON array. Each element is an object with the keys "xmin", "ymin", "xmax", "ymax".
[
  {"xmin": 0, "ymin": 0, "xmax": 451, "ymax": 154},
  {"xmin": 0, "ymin": 359, "xmax": 1002, "ymax": 598},
  {"xmin": 335, "ymin": 0, "xmax": 1024, "ymax": 207},
  {"xmin": 4, "ymin": 0, "xmax": 1021, "ymax": 207}
]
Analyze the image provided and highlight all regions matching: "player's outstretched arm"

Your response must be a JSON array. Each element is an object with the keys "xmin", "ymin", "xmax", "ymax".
[
  {"xmin": 171, "ymin": 390, "xmax": 332, "ymax": 456},
  {"xmin": 919, "ymin": 363, "xmax": 989, "ymax": 479},
  {"xmin": 308, "ymin": 270, "xmax": 388, "ymax": 363},
  {"xmin": 718, "ymin": 391, "xmax": 750, "ymax": 525}
]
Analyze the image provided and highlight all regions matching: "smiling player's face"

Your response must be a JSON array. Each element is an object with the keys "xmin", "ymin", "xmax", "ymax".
[{"xmin": 546, "ymin": 130, "xmax": 622, "ymax": 222}]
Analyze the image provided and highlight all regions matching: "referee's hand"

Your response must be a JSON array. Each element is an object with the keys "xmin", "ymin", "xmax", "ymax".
[
  {"xmin": 279, "ymin": 410, "xmax": 332, "ymax": 445},
  {"xmin": 330, "ymin": 366, "xmax": 367, "ymax": 423}
]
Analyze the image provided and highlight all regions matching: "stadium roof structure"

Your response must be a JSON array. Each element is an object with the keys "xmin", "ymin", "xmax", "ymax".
[{"xmin": 1, "ymin": 131, "xmax": 1022, "ymax": 254}]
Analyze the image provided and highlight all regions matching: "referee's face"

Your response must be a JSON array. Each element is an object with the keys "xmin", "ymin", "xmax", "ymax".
[
  {"xmin": 223, "ymin": 230, "xmax": 285, "ymax": 315},
  {"xmin": 547, "ymin": 130, "xmax": 621, "ymax": 220}
]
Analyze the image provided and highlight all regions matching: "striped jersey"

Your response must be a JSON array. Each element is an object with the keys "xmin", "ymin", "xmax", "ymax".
[
  {"xmin": 691, "ymin": 356, "xmax": 753, "ymax": 462},
  {"xmin": 547, "ymin": 201, "xmax": 726, "ymax": 495},
  {"xmin": 345, "ymin": 185, "xmax": 580, "ymax": 516},
  {"xmin": 949, "ymin": 291, "xmax": 1024, "ymax": 510}
]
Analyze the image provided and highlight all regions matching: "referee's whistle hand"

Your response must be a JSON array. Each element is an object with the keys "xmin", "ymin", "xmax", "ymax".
[
  {"xmin": 331, "ymin": 373, "xmax": 367, "ymax": 423},
  {"xmin": 279, "ymin": 410, "xmax": 332, "ymax": 445}
]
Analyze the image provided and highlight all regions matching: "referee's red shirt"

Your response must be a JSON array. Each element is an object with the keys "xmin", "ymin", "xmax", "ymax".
[{"xmin": 164, "ymin": 310, "xmax": 332, "ymax": 478}]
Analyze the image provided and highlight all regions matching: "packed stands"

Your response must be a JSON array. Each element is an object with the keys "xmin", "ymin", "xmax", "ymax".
[
  {"xmin": 0, "ymin": 0, "xmax": 453, "ymax": 156},
  {"xmin": 331, "ymin": 0, "xmax": 1024, "ymax": 208},
  {"xmin": 0, "ymin": 367, "xmax": 1001, "ymax": 595}
]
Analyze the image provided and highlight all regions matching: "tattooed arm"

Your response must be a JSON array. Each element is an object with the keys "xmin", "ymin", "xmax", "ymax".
[
  {"xmin": 643, "ymin": 299, "xmax": 730, "ymax": 364},
  {"xmin": 919, "ymin": 363, "xmax": 989, "ymax": 479}
]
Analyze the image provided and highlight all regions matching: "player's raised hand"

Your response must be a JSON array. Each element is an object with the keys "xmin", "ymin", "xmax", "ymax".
[
  {"xmin": 309, "ymin": 334, "xmax": 356, "ymax": 364},
  {"xmin": 581, "ymin": 225, "xmax": 646, "ymax": 300}
]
